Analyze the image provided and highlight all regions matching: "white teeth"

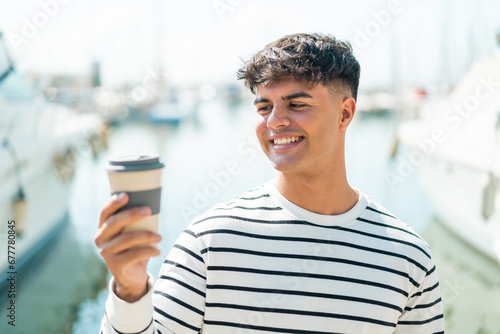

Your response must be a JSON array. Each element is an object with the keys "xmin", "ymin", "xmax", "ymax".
[{"xmin": 273, "ymin": 137, "xmax": 302, "ymax": 145}]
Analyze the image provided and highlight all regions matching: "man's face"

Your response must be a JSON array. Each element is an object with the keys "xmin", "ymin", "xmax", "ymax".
[{"xmin": 254, "ymin": 79, "xmax": 353, "ymax": 176}]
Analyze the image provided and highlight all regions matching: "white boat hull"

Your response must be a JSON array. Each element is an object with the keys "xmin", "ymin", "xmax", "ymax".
[
  {"xmin": 418, "ymin": 154, "xmax": 500, "ymax": 263},
  {"xmin": 396, "ymin": 50, "xmax": 500, "ymax": 264}
]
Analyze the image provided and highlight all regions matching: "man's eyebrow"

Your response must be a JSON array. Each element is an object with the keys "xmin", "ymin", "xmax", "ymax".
[
  {"xmin": 254, "ymin": 97, "xmax": 269, "ymax": 105},
  {"xmin": 254, "ymin": 92, "xmax": 313, "ymax": 105},
  {"xmin": 283, "ymin": 92, "xmax": 313, "ymax": 100}
]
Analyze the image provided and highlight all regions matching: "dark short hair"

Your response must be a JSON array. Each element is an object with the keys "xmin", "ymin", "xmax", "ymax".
[{"xmin": 237, "ymin": 33, "xmax": 360, "ymax": 101}]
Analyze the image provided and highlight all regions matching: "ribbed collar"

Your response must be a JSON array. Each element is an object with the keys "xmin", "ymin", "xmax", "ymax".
[{"xmin": 265, "ymin": 180, "xmax": 368, "ymax": 226}]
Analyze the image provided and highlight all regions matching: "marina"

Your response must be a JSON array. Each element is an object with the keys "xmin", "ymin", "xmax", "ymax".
[
  {"xmin": 0, "ymin": 33, "xmax": 106, "ymax": 293},
  {"xmin": 1, "ymin": 1, "xmax": 500, "ymax": 332},
  {"xmin": 1, "ymin": 98, "xmax": 500, "ymax": 333}
]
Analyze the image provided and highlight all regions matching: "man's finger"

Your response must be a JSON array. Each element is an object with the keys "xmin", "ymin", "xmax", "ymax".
[
  {"xmin": 111, "ymin": 246, "xmax": 161, "ymax": 266},
  {"xmin": 99, "ymin": 192, "xmax": 128, "ymax": 227},
  {"xmin": 94, "ymin": 206, "xmax": 151, "ymax": 247},
  {"xmin": 102, "ymin": 230, "xmax": 161, "ymax": 255}
]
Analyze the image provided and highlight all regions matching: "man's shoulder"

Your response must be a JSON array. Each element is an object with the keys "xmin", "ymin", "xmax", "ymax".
[
  {"xmin": 359, "ymin": 196, "xmax": 433, "ymax": 264},
  {"xmin": 212, "ymin": 182, "xmax": 273, "ymax": 211},
  {"xmin": 187, "ymin": 182, "xmax": 274, "ymax": 227}
]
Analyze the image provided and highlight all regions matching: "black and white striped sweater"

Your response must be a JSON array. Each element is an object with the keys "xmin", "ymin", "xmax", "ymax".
[{"xmin": 101, "ymin": 181, "xmax": 444, "ymax": 334}]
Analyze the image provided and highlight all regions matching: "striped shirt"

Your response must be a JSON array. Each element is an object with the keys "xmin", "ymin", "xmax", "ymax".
[{"xmin": 102, "ymin": 181, "xmax": 444, "ymax": 333}]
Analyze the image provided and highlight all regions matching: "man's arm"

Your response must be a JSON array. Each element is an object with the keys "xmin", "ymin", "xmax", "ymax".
[
  {"xmin": 95, "ymin": 193, "xmax": 162, "ymax": 334},
  {"xmin": 100, "ymin": 276, "xmax": 159, "ymax": 334},
  {"xmin": 395, "ymin": 257, "xmax": 445, "ymax": 333},
  {"xmin": 96, "ymin": 194, "xmax": 207, "ymax": 333},
  {"xmin": 151, "ymin": 229, "xmax": 207, "ymax": 333},
  {"xmin": 95, "ymin": 193, "xmax": 161, "ymax": 302},
  {"xmin": 99, "ymin": 230, "xmax": 207, "ymax": 334}
]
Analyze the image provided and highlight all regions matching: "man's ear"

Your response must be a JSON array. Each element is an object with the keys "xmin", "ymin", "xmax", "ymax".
[{"xmin": 339, "ymin": 97, "xmax": 356, "ymax": 131}]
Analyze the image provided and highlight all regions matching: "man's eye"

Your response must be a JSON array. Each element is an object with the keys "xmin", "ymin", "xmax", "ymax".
[
  {"xmin": 257, "ymin": 106, "xmax": 271, "ymax": 113},
  {"xmin": 290, "ymin": 103, "xmax": 305, "ymax": 108}
]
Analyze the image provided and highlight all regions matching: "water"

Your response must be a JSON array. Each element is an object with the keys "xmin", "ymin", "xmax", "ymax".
[{"xmin": 2, "ymin": 100, "xmax": 500, "ymax": 333}]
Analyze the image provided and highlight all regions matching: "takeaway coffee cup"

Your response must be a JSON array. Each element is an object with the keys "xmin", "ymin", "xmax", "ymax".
[{"xmin": 106, "ymin": 155, "xmax": 165, "ymax": 243}]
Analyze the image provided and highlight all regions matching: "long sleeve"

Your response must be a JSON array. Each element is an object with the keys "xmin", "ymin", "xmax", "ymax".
[
  {"xmin": 395, "ymin": 257, "xmax": 445, "ymax": 333},
  {"xmin": 100, "ymin": 276, "xmax": 159, "ymax": 334},
  {"xmin": 100, "ymin": 227, "xmax": 207, "ymax": 334},
  {"xmin": 151, "ymin": 229, "xmax": 207, "ymax": 333}
]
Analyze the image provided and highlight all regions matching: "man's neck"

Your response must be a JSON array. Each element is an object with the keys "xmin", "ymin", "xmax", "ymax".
[{"xmin": 274, "ymin": 172, "xmax": 359, "ymax": 216}]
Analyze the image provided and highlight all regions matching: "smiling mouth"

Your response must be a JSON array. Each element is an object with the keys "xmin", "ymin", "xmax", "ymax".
[{"xmin": 271, "ymin": 136, "xmax": 304, "ymax": 145}]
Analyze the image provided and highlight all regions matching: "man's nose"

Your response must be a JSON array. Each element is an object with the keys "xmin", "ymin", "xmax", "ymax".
[{"xmin": 266, "ymin": 105, "xmax": 291, "ymax": 129}]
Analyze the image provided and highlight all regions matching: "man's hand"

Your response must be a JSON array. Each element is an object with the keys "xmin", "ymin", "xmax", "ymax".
[{"xmin": 94, "ymin": 193, "xmax": 162, "ymax": 302}]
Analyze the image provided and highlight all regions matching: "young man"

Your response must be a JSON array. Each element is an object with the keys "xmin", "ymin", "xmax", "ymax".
[{"xmin": 95, "ymin": 33, "xmax": 444, "ymax": 333}]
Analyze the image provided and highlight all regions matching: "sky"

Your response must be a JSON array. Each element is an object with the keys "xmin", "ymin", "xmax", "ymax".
[{"xmin": 0, "ymin": 0, "xmax": 499, "ymax": 90}]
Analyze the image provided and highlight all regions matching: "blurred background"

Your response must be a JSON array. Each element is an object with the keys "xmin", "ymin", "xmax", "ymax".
[{"xmin": 0, "ymin": 0, "xmax": 499, "ymax": 333}]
